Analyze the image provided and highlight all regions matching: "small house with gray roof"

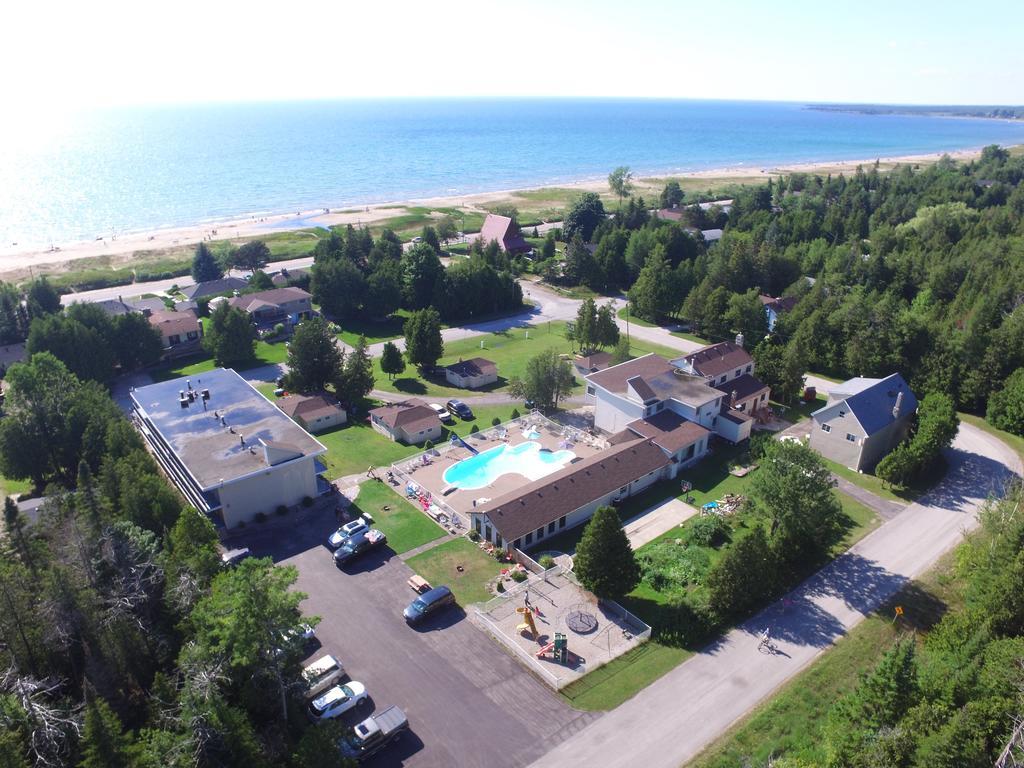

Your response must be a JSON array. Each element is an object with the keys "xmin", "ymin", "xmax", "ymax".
[
  {"xmin": 369, "ymin": 399, "xmax": 443, "ymax": 445},
  {"xmin": 809, "ymin": 373, "xmax": 918, "ymax": 471}
]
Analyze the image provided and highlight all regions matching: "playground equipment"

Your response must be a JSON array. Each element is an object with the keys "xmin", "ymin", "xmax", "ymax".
[
  {"xmin": 516, "ymin": 606, "xmax": 538, "ymax": 639},
  {"xmin": 536, "ymin": 633, "xmax": 570, "ymax": 665}
]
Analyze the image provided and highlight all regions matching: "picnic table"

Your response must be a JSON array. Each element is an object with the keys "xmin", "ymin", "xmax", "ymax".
[{"xmin": 407, "ymin": 575, "xmax": 431, "ymax": 594}]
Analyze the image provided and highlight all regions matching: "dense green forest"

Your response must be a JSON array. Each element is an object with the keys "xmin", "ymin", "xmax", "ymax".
[
  {"xmin": 0, "ymin": 354, "xmax": 345, "ymax": 767},
  {"xmin": 549, "ymin": 146, "xmax": 1024, "ymax": 429}
]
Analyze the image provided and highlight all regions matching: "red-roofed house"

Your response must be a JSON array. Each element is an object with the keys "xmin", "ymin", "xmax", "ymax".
[{"xmin": 476, "ymin": 214, "xmax": 530, "ymax": 254}]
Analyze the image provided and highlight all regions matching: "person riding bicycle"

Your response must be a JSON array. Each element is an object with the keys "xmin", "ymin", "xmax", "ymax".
[{"xmin": 758, "ymin": 626, "xmax": 772, "ymax": 650}]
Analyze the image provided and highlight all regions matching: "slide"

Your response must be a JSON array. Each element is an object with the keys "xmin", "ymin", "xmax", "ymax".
[
  {"xmin": 535, "ymin": 642, "xmax": 555, "ymax": 658},
  {"xmin": 452, "ymin": 435, "xmax": 478, "ymax": 455}
]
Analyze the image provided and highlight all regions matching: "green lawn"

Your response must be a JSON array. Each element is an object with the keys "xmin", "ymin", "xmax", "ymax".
[
  {"xmin": 689, "ymin": 550, "xmax": 960, "ymax": 768},
  {"xmin": 822, "ymin": 456, "xmax": 929, "ymax": 503},
  {"xmin": 405, "ymin": 537, "xmax": 503, "ymax": 605},
  {"xmin": 334, "ymin": 314, "xmax": 407, "ymax": 347},
  {"xmin": 315, "ymin": 415, "xmax": 422, "ymax": 480},
  {"xmin": 348, "ymin": 481, "xmax": 444, "ymax": 555},
  {"xmin": 772, "ymin": 394, "xmax": 826, "ymax": 423},
  {"xmin": 0, "ymin": 472, "xmax": 32, "ymax": 499},
  {"xmin": 959, "ymin": 412, "xmax": 1024, "ymax": 465},
  {"xmin": 151, "ymin": 339, "xmax": 288, "ymax": 382}
]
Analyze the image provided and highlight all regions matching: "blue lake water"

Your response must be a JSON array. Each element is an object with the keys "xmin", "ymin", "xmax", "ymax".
[{"xmin": 5, "ymin": 98, "xmax": 1024, "ymax": 249}]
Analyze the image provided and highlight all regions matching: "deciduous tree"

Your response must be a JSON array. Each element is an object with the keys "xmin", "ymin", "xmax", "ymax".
[
  {"xmin": 986, "ymin": 367, "xmax": 1024, "ymax": 436},
  {"xmin": 231, "ymin": 240, "xmax": 270, "ymax": 273},
  {"xmin": 508, "ymin": 349, "xmax": 575, "ymax": 410},
  {"xmin": 562, "ymin": 192, "xmax": 606, "ymax": 243},
  {"xmin": 380, "ymin": 340, "xmax": 406, "ymax": 380},
  {"xmin": 607, "ymin": 166, "xmax": 634, "ymax": 210},
  {"xmin": 203, "ymin": 303, "xmax": 255, "ymax": 366}
]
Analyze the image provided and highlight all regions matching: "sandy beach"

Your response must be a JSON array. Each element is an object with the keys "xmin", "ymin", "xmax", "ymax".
[{"xmin": 0, "ymin": 146, "xmax": 993, "ymax": 280}]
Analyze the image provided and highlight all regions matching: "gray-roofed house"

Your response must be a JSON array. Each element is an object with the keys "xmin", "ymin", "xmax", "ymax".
[
  {"xmin": 131, "ymin": 367, "xmax": 329, "ymax": 528},
  {"xmin": 444, "ymin": 357, "xmax": 498, "ymax": 390},
  {"xmin": 90, "ymin": 297, "xmax": 138, "ymax": 317},
  {"xmin": 809, "ymin": 373, "xmax": 918, "ymax": 472},
  {"xmin": 369, "ymin": 399, "xmax": 443, "ymax": 445},
  {"xmin": 674, "ymin": 339, "xmax": 771, "ymax": 419},
  {"xmin": 277, "ymin": 393, "xmax": 347, "ymax": 433},
  {"xmin": 228, "ymin": 287, "xmax": 313, "ymax": 329},
  {"xmin": 586, "ymin": 353, "xmax": 750, "ymax": 443},
  {"xmin": 180, "ymin": 277, "xmax": 248, "ymax": 301},
  {"xmin": 470, "ymin": 437, "xmax": 671, "ymax": 550},
  {"xmin": 130, "ymin": 296, "xmax": 171, "ymax": 315}
]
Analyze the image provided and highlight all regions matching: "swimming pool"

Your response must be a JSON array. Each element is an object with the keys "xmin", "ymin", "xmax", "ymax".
[{"xmin": 443, "ymin": 441, "xmax": 575, "ymax": 491}]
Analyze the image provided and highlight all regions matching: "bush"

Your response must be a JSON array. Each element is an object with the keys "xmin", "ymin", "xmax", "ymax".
[
  {"xmin": 468, "ymin": 529, "xmax": 481, "ymax": 542},
  {"xmin": 470, "ymin": 424, "xmax": 479, "ymax": 434},
  {"xmin": 638, "ymin": 543, "xmax": 712, "ymax": 594},
  {"xmin": 254, "ymin": 512, "xmax": 268, "ymax": 524},
  {"xmin": 510, "ymin": 569, "xmax": 528, "ymax": 582},
  {"xmin": 538, "ymin": 554, "xmax": 556, "ymax": 569},
  {"xmin": 276, "ymin": 504, "xmax": 288, "ymax": 516},
  {"xmin": 424, "ymin": 439, "xmax": 433, "ymax": 450},
  {"xmin": 273, "ymin": 322, "xmax": 286, "ymax": 337},
  {"xmin": 496, "ymin": 580, "xmax": 505, "ymax": 593},
  {"xmin": 749, "ymin": 431, "xmax": 773, "ymax": 461},
  {"xmin": 687, "ymin": 515, "xmax": 730, "ymax": 547},
  {"xmin": 510, "ymin": 408, "xmax": 520, "ymax": 419},
  {"xmin": 301, "ymin": 496, "xmax": 313, "ymax": 508},
  {"xmin": 491, "ymin": 417, "xmax": 501, "ymax": 426}
]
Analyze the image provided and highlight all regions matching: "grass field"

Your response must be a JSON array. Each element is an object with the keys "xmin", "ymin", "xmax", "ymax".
[
  {"xmin": 0, "ymin": 472, "xmax": 33, "ymax": 499},
  {"xmin": 405, "ymin": 537, "xmax": 502, "ymax": 605},
  {"xmin": 151, "ymin": 339, "xmax": 287, "ymax": 381},
  {"xmin": 822, "ymin": 456, "xmax": 931, "ymax": 503},
  {"xmin": 347, "ymin": 481, "xmax": 444, "ymax": 555},
  {"xmin": 689, "ymin": 549, "xmax": 961, "ymax": 767}
]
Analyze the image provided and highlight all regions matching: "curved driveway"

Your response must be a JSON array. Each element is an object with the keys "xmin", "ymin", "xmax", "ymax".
[{"xmin": 530, "ymin": 422, "xmax": 1021, "ymax": 768}]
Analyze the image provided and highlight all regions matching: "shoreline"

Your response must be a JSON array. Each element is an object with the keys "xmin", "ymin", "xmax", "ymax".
[{"xmin": 0, "ymin": 145, "xmax": 1000, "ymax": 279}]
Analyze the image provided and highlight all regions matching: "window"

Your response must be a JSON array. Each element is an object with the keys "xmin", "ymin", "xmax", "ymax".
[
  {"xmin": 734, "ymin": 369, "xmax": 741, "ymax": 378},
  {"xmin": 475, "ymin": 519, "xmax": 482, "ymax": 534},
  {"xmin": 525, "ymin": 532, "xmax": 533, "ymax": 545},
  {"xmin": 712, "ymin": 416, "xmax": 718, "ymax": 427},
  {"xmin": 619, "ymin": 486, "xmax": 627, "ymax": 495},
  {"xmin": 168, "ymin": 334, "xmax": 181, "ymax": 345},
  {"xmin": 514, "ymin": 538, "xmax": 522, "ymax": 548},
  {"xmin": 761, "ymin": 393, "xmax": 766, "ymax": 402},
  {"xmin": 535, "ymin": 527, "xmax": 544, "ymax": 540},
  {"xmin": 821, "ymin": 424, "xmax": 832, "ymax": 433},
  {"xmin": 586, "ymin": 385, "xmax": 595, "ymax": 396},
  {"xmin": 485, "ymin": 525, "xmax": 492, "ymax": 541},
  {"xmin": 548, "ymin": 522, "xmax": 555, "ymax": 534},
  {"xmin": 719, "ymin": 376, "xmax": 727, "ymax": 385},
  {"xmin": 187, "ymin": 330, "xmax": 199, "ymax": 340},
  {"xmin": 846, "ymin": 433, "xmax": 857, "ymax": 442},
  {"xmin": 838, "ymin": 409, "xmax": 846, "ymax": 417},
  {"xmin": 745, "ymin": 364, "xmax": 752, "ymax": 374},
  {"xmin": 559, "ymin": 516, "xmax": 567, "ymax": 529}
]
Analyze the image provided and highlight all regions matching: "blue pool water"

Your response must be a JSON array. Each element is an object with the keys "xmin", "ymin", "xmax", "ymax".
[{"xmin": 443, "ymin": 441, "xmax": 575, "ymax": 491}]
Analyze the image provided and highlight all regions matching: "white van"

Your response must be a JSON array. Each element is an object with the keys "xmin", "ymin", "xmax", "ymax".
[{"xmin": 302, "ymin": 655, "xmax": 345, "ymax": 699}]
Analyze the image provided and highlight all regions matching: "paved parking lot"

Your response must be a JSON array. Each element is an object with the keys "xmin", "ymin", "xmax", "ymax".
[{"xmin": 234, "ymin": 505, "xmax": 598, "ymax": 767}]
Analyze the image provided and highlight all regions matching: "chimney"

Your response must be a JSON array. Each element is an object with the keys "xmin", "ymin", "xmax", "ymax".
[
  {"xmin": 735, "ymin": 333, "xmax": 745, "ymax": 349},
  {"xmin": 892, "ymin": 391, "xmax": 904, "ymax": 419}
]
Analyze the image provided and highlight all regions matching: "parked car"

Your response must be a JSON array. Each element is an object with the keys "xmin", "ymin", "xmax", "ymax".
[
  {"xmin": 334, "ymin": 530, "xmax": 387, "ymax": 566},
  {"xmin": 411, "ymin": 236, "xmax": 423, "ymax": 243},
  {"xmin": 220, "ymin": 547, "xmax": 251, "ymax": 568},
  {"xmin": 403, "ymin": 585, "xmax": 455, "ymax": 625},
  {"xmin": 307, "ymin": 682, "xmax": 368, "ymax": 723},
  {"xmin": 429, "ymin": 402, "xmax": 454, "ymax": 424},
  {"xmin": 302, "ymin": 655, "xmax": 345, "ymax": 700},
  {"xmin": 445, "ymin": 399, "xmax": 474, "ymax": 420},
  {"xmin": 328, "ymin": 516, "xmax": 370, "ymax": 548},
  {"xmin": 339, "ymin": 705, "xmax": 409, "ymax": 762}
]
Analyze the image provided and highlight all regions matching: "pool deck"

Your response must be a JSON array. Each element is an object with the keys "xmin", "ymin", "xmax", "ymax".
[{"xmin": 397, "ymin": 420, "xmax": 606, "ymax": 517}]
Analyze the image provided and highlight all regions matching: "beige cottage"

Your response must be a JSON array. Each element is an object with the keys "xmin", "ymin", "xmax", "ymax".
[
  {"xmin": 369, "ymin": 399, "xmax": 443, "ymax": 445},
  {"xmin": 277, "ymin": 393, "xmax": 347, "ymax": 433},
  {"xmin": 444, "ymin": 357, "xmax": 498, "ymax": 390}
]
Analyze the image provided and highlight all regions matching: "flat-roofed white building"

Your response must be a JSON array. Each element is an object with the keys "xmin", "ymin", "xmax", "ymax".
[{"xmin": 131, "ymin": 368, "xmax": 329, "ymax": 528}]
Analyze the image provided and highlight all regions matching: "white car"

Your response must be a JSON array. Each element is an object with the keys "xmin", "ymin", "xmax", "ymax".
[
  {"xmin": 307, "ymin": 682, "xmax": 368, "ymax": 722},
  {"xmin": 328, "ymin": 517, "xmax": 369, "ymax": 548},
  {"xmin": 428, "ymin": 402, "xmax": 453, "ymax": 424}
]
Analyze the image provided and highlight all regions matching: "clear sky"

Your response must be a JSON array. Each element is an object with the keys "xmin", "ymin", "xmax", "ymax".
[{"xmin": 3, "ymin": 0, "xmax": 1021, "ymax": 111}]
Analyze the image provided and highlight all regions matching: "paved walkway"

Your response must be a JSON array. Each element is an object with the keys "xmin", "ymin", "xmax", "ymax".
[
  {"xmin": 623, "ymin": 497, "xmax": 699, "ymax": 549},
  {"xmin": 832, "ymin": 475, "xmax": 906, "ymax": 520},
  {"xmin": 530, "ymin": 422, "xmax": 1022, "ymax": 768},
  {"xmin": 399, "ymin": 532, "xmax": 459, "ymax": 560}
]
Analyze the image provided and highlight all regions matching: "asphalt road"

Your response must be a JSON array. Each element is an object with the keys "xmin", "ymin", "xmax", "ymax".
[
  {"xmin": 232, "ymin": 503, "xmax": 597, "ymax": 768},
  {"xmin": 529, "ymin": 422, "xmax": 1022, "ymax": 768}
]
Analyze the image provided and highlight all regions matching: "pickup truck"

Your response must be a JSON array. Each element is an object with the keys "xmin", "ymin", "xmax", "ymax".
[{"xmin": 339, "ymin": 705, "xmax": 408, "ymax": 762}]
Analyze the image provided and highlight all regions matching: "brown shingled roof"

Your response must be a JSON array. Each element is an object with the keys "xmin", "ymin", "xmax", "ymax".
[
  {"xmin": 228, "ymin": 287, "xmax": 311, "ymax": 313},
  {"xmin": 369, "ymin": 399, "xmax": 440, "ymax": 434},
  {"xmin": 712, "ymin": 373, "xmax": 769, "ymax": 403},
  {"xmin": 624, "ymin": 411, "xmax": 710, "ymax": 454},
  {"xmin": 277, "ymin": 393, "xmax": 344, "ymax": 422},
  {"xmin": 479, "ymin": 439, "xmax": 670, "ymax": 542},
  {"xmin": 682, "ymin": 342, "xmax": 753, "ymax": 379},
  {"xmin": 446, "ymin": 357, "xmax": 497, "ymax": 377}
]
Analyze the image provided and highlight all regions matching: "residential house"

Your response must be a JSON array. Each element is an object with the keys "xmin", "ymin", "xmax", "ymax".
[
  {"xmin": 673, "ymin": 339, "xmax": 771, "ymax": 420},
  {"xmin": 130, "ymin": 296, "xmax": 171, "ymax": 315},
  {"xmin": 181, "ymin": 277, "xmax": 248, "ymax": 301},
  {"xmin": 271, "ymin": 267, "xmax": 309, "ymax": 287},
  {"xmin": 585, "ymin": 352, "xmax": 750, "ymax": 445},
  {"xmin": 809, "ymin": 373, "xmax": 918, "ymax": 472},
  {"xmin": 759, "ymin": 294, "xmax": 799, "ymax": 332},
  {"xmin": 470, "ymin": 436, "xmax": 670, "ymax": 550},
  {"xmin": 444, "ymin": 358, "xmax": 498, "ymax": 390},
  {"xmin": 148, "ymin": 310, "xmax": 203, "ymax": 358},
  {"xmin": 702, "ymin": 228, "xmax": 724, "ymax": 244},
  {"xmin": 369, "ymin": 399, "xmax": 443, "ymax": 445},
  {"xmin": 228, "ymin": 287, "xmax": 313, "ymax": 329},
  {"xmin": 277, "ymin": 393, "xmax": 347, "ymax": 433},
  {"xmin": 131, "ymin": 368, "xmax": 329, "ymax": 528},
  {"xmin": 90, "ymin": 297, "xmax": 138, "ymax": 317},
  {"xmin": 476, "ymin": 214, "xmax": 530, "ymax": 254},
  {"xmin": 574, "ymin": 351, "xmax": 613, "ymax": 375}
]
